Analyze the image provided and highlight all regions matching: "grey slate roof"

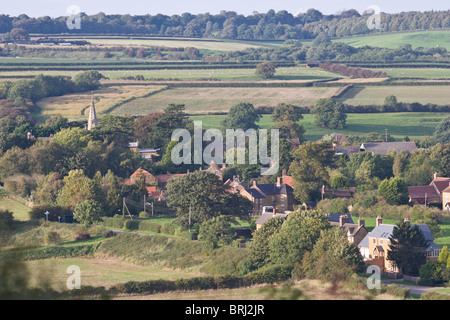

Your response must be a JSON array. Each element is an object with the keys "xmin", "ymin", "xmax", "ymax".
[
  {"xmin": 255, "ymin": 213, "xmax": 288, "ymax": 225},
  {"xmin": 360, "ymin": 142, "xmax": 417, "ymax": 155},
  {"xmin": 327, "ymin": 214, "xmax": 354, "ymax": 224},
  {"xmin": 358, "ymin": 223, "xmax": 439, "ymax": 251},
  {"xmin": 255, "ymin": 183, "xmax": 293, "ymax": 195},
  {"xmin": 245, "ymin": 188, "xmax": 265, "ymax": 199}
]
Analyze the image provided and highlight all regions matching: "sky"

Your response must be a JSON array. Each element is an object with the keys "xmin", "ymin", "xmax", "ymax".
[{"xmin": 1, "ymin": 0, "xmax": 449, "ymax": 18}]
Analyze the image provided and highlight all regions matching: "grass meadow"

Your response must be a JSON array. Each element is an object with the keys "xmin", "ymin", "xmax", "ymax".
[
  {"xmin": 336, "ymin": 85, "xmax": 450, "ymax": 106},
  {"xmin": 333, "ymin": 30, "xmax": 450, "ymax": 50},
  {"xmin": 191, "ymin": 112, "xmax": 448, "ymax": 142}
]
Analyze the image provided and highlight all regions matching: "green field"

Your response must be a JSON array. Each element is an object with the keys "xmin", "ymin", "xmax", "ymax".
[
  {"xmin": 24, "ymin": 257, "xmax": 201, "ymax": 290},
  {"xmin": 191, "ymin": 112, "xmax": 448, "ymax": 142},
  {"xmin": 336, "ymin": 85, "xmax": 450, "ymax": 106},
  {"xmin": 370, "ymin": 68, "xmax": 450, "ymax": 79},
  {"xmin": 334, "ymin": 30, "xmax": 450, "ymax": 50},
  {"xmin": 0, "ymin": 197, "xmax": 30, "ymax": 221}
]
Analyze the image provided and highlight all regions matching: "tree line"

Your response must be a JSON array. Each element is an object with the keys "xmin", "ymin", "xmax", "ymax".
[{"xmin": 0, "ymin": 9, "xmax": 449, "ymax": 40}]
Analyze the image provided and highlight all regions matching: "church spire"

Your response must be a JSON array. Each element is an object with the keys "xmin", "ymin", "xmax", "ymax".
[{"xmin": 87, "ymin": 91, "xmax": 98, "ymax": 130}]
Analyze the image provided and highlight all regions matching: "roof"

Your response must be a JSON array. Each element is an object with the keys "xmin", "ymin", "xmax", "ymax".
[
  {"xmin": 130, "ymin": 168, "xmax": 153, "ymax": 178},
  {"xmin": 253, "ymin": 183, "xmax": 293, "ymax": 195},
  {"xmin": 321, "ymin": 187, "xmax": 355, "ymax": 198},
  {"xmin": 360, "ymin": 142, "xmax": 417, "ymax": 155},
  {"xmin": 244, "ymin": 188, "xmax": 265, "ymax": 199},
  {"xmin": 327, "ymin": 213, "xmax": 354, "ymax": 224},
  {"xmin": 408, "ymin": 185, "xmax": 440, "ymax": 200},
  {"xmin": 256, "ymin": 212, "xmax": 288, "ymax": 225},
  {"xmin": 335, "ymin": 146, "xmax": 360, "ymax": 155},
  {"xmin": 431, "ymin": 179, "xmax": 450, "ymax": 193},
  {"xmin": 358, "ymin": 223, "xmax": 439, "ymax": 251}
]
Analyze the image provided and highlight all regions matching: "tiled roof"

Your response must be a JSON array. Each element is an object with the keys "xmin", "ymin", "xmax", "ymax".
[
  {"xmin": 431, "ymin": 179, "xmax": 450, "ymax": 193},
  {"xmin": 408, "ymin": 185, "xmax": 440, "ymax": 199}
]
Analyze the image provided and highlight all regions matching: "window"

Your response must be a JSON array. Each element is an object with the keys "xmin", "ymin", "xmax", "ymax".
[
  {"xmin": 281, "ymin": 196, "xmax": 285, "ymax": 201},
  {"xmin": 380, "ymin": 240, "xmax": 383, "ymax": 245}
]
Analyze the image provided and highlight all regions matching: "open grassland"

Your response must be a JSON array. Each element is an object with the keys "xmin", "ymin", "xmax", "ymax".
[
  {"xmin": 0, "ymin": 65, "xmax": 341, "ymax": 82},
  {"xmin": 36, "ymin": 85, "xmax": 167, "ymax": 116},
  {"xmin": 333, "ymin": 30, "xmax": 450, "ymax": 50},
  {"xmin": 191, "ymin": 112, "xmax": 448, "ymax": 142},
  {"xmin": 23, "ymin": 257, "xmax": 202, "ymax": 291},
  {"xmin": 336, "ymin": 85, "xmax": 450, "ymax": 106},
  {"xmin": 110, "ymin": 86, "xmax": 340, "ymax": 115},
  {"xmin": 0, "ymin": 197, "xmax": 30, "ymax": 221},
  {"xmin": 369, "ymin": 68, "xmax": 450, "ymax": 79}
]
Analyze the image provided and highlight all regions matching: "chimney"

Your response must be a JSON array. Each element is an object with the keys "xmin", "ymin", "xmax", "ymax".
[
  {"xmin": 434, "ymin": 172, "xmax": 438, "ymax": 180},
  {"xmin": 252, "ymin": 180, "xmax": 257, "ymax": 188},
  {"xmin": 276, "ymin": 177, "xmax": 281, "ymax": 186},
  {"xmin": 282, "ymin": 169, "xmax": 287, "ymax": 177},
  {"xmin": 358, "ymin": 219, "xmax": 365, "ymax": 228},
  {"xmin": 339, "ymin": 214, "xmax": 349, "ymax": 227},
  {"xmin": 376, "ymin": 216, "xmax": 383, "ymax": 227}
]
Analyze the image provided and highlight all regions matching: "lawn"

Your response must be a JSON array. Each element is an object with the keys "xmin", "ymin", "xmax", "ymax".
[
  {"xmin": 333, "ymin": 30, "xmax": 450, "ymax": 50},
  {"xmin": 336, "ymin": 85, "xmax": 450, "ymax": 106},
  {"xmin": 191, "ymin": 112, "xmax": 448, "ymax": 142}
]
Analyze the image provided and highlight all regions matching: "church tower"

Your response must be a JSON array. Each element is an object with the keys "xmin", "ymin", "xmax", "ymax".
[{"xmin": 87, "ymin": 92, "xmax": 98, "ymax": 130}]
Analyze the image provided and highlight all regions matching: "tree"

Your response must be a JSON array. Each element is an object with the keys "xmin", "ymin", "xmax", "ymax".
[
  {"xmin": 199, "ymin": 215, "xmax": 235, "ymax": 251},
  {"xmin": 268, "ymin": 210, "xmax": 330, "ymax": 266},
  {"xmin": 73, "ymin": 70, "xmax": 104, "ymax": 92},
  {"xmin": 302, "ymin": 228, "xmax": 364, "ymax": 281},
  {"xmin": 384, "ymin": 95, "xmax": 398, "ymax": 109},
  {"xmin": 57, "ymin": 169, "xmax": 103, "ymax": 209},
  {"xmin": 221, "ymin": 103, "xmax": 261, "ymax": 131},
  {"xmin": 377, "ymin": 177, "xmax": 409, "ymax": 205},
  {"xmin": 271, "ymin": 103, "xmax": 304, "ymax": 123},
  {"xmin": 74, "ymin": 199, "xmax": 103, "ymax": 227},
  {"xmin": 166, "ymin": 171, "xmax": 248, "ymax": 229},
  {"xmin": 433, "ymin": 116, "xmax": 450, "ymax": 144},
  {"xmin": 289, "ymin": 141, "xmax": 336, "ymax": 202},
  {"xmin": 247, "ymin": 216, "xmax": 285, "ymax": 270},
  {"xmin": 255, "ymin": 62, "xmax": 276, "ymax": 79},
  {"xmin": 311, "ymin": 98, "xmax": 347, "ymax": 129},
  {"xmin": 388, "ymin": 221, "xmax": 429, "ymax": 276}
]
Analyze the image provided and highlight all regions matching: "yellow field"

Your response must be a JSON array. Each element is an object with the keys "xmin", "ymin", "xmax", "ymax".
[
  {"xmin": 36, "ymin": 85, "xmax": 167, "ymax": 116},
  {"xmin": 110, "ymin": 86, "xmax": 341, "ymax": 115}
]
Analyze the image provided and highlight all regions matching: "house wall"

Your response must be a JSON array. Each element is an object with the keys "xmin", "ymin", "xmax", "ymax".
[{"xmin": 443, "ymin": 191, "xmax": 450, "ymax": 211}]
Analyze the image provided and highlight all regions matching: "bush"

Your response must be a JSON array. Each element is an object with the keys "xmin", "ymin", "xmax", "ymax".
[
  {"xmin": 139, "ymin": 211, "xmax": 149, "ymax": 218},
  {"xmin": 245, "ymin": 264, "xmax": 293, "ymax": 284},
  {"xmin": 43, "ymin": 231, "xmax": 61, "ymax": 245},
  {"xmin": 102, "ymin": 217, "xmax": 126, "ymax": 229},
  {"xmin": 160, "ymin": 224, "xmax": 176, "ymax": 235},
  {"xmin": 421, "ymin": 291, "xmax": 450, "ymax": 300},
  {"xmin": 75, "ymin": 231, "xmax": 91, "ymax": 241},
  {"xmin": 138, "ymin": 221, "xmax": 161, "ymax": 233},
  {"xmin": 124, "ymin": 220, "xmax": 140, "ymax": 230},
  {"xmin": 0, "ymin": 210, "xmax": 14, "ymax": 230}
]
